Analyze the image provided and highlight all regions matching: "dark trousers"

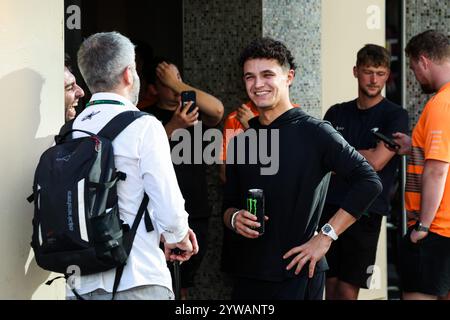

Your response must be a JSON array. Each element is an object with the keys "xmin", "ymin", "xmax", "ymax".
[
  {"xmin": 232, "ymin": 272, "xmax": 325, "ymax": 300},
  {"xmin": 168, "ymin": 217, "xmax": 209, "ymax": 288}
]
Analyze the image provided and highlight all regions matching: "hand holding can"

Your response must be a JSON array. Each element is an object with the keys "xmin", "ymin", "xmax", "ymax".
[{"xmin": 246, "ymin": 189, "xmax": 265, "ymax": 235}]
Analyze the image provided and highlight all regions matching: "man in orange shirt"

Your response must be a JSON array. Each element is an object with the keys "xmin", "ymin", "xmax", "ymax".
[{"xmin": 393, "ymin": 30, "xmax": 450, "ymax": 300}]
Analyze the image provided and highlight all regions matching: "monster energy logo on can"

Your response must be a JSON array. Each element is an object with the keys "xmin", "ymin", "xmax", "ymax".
[
  {"xmin": 246, "ymin": 189, "xmax": 265, "ymax": 235},
  {"xmin": 247, "ymin": 198, "xmax": 258, "ymax": 215}
]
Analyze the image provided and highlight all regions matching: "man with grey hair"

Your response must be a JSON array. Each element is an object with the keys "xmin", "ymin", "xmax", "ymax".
[{"xmin": 67, "ymin": 31, "xmax": 198, "ymax": 300}]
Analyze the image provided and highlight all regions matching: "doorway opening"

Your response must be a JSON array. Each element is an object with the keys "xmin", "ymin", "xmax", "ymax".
[{"xmin": 64, "ymin": 0, "xmax": 183, "ymax": 112}]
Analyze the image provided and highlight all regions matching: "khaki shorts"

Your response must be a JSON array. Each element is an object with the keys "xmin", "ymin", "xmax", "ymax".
[{"xmin": 66, "ymin": 285, "xmax": 174, "ymax": 300}]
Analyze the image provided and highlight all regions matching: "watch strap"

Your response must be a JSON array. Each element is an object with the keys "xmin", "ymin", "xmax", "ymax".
[{"xmin": 321, "ymin": 223, "xmax": 338, "ymax": 240}]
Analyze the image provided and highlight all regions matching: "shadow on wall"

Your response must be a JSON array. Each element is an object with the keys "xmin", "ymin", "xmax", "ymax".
[{"xmin": 0, "ymin": 69, "xmax": 56, "ymax": 299}]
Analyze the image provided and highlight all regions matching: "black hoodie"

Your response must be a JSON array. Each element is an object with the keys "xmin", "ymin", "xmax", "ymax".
[{"xmin": 223, "ymin": 107, "xmax": 382, "ymax": 281}]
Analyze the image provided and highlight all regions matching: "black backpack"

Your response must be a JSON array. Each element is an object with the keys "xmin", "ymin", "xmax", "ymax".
[{"xmin": 27, "ymin": 111, "xmax": 154, "ymax": 298}]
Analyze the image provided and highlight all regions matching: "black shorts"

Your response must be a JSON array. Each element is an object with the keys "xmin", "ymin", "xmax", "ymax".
[
  {"xmin": 400, "ymin": 227, "xmax": 450, "ymax": 297},
  {"xmin": 320, "ymin": 204, "xmax": 383, "ymax": 289},
  {"xmin": 169, "ymin": 217, "xmax": 210, "ymax": 288},
  {"xmin": 232, "ymin": 272, "xmax": 325, "ymax": 300}
]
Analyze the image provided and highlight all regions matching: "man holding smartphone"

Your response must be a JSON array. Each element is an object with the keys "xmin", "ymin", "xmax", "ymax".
[
  {"xmin": 321, "ymin": 44, "xmax": 409, "ymax": 299},
  {"xmin": 392, "ymin": 30, "xmax": 450, "ymax": 300},
  {"xmin": 142, "ymin": 58, "xmax": 224, "ymax": 137},
  {"xmin": 141, "ymin": 57, "xmax": 224, "ymax": 299}
]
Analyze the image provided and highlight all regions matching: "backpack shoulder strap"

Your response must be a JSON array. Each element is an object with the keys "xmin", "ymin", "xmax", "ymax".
[
  {"xmin": 58, "ymin": 119, "xmax": 75, "ymax": 136},
  {"xmin": 112, "ymin": 193, "xmax": 152, "ymax": 299},
  {"xmin": 55, "ymin": 119, "xmax": 75, "ymax": 143},
  {"xmin": 98, "ymin": 111, "xmax": 149, "ymax": 140}
]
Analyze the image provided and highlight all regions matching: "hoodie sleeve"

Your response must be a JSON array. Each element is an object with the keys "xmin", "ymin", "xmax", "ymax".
[
  {"xmin": 222, "ymin": 135, "xmax": 242, "ymax": 212},
  {"xmin": 318, "ymin": 121, "xmax": 383, "ymax": 219}
]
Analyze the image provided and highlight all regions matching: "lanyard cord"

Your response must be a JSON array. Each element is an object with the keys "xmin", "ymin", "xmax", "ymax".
[{"xmin": 86, "ymin": 100, "xmax": 125, "ymax": 107}]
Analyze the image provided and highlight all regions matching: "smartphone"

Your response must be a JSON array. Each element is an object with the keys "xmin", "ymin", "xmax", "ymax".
[
  {"xmin": 370, "ymin": 128, "xmax": 400, "ymax": 149},
  {"xmin": 181, "ymin": 90, "xmax": 196, "ymax": 113}
]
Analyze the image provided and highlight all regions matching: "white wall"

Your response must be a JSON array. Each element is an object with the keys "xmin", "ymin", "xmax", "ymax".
[
  {"xmin": 0, "ymin": 0, "xmax": 65, "ymax": 299},
  {"xmin": 322, "ymin": 0, "xmax": 386, "ymax": 115},
  {"xmin": 321, "ymin": 0, "xmax": 387, "ymax": 300}
]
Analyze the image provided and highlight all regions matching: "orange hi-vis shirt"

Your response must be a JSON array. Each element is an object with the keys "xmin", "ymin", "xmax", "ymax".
[
  {"xmin": 221, "ymin": 101, "xmax": 259, "ymax": 162},
  {"xmin": 406, "ymin": 81, "xmax": 450, "ymax": 237}
]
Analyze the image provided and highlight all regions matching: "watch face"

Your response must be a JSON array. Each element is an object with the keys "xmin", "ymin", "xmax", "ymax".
[
  {"xmin": 415, "ymin": 223, "xmax": 429, "ymax": 232},
  {"xmin": 321, "ymin": 224, "xmax": 337, "ymax": 240}
]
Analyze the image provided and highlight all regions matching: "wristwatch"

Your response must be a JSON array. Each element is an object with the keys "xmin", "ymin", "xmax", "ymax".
[
  {"xmin": 321, "ymin": 223, "xmax": 338, "ymax": 240},
  {"xmin": 415, "ymin": 221, "xmax": 429, "ymax": 233}
]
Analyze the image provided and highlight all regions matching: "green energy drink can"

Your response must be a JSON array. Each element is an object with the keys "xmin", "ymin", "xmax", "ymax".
[{"xmin": 246, "ymin": 189, "xmax": 265, "ymax": 235}]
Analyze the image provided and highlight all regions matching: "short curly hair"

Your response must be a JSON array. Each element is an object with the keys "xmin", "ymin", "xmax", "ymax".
[
  {"xmin": 405, "ymin": 30, "xmax": 450, "ymax": 62},
  {"xmin": 239, "ymin": 37, "xmax": 297, "ymax": 71}
]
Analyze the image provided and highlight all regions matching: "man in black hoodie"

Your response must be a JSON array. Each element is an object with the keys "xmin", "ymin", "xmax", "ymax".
[{"xmin": 222, "ymin": 37, "xmax": 383, "ymax": 300}]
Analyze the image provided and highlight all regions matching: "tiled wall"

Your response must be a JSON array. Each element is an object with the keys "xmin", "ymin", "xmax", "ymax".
[
  {"xmin": 183, "ymin": 0, "xmax": 262, "ymax": 300},
  {"xmin": 179, "ymin": 0, "xmax": 449, "ymax": 301},
  {"xmin": 405, "ymin": 0, "xmax": 450, "ymax": 129},
  {"xmin": 183, "ymin": 0, "xmax": 323, "ymax": 121},
  {"xmin": 263, "ymin": 0, "xmax": 322, "ymax": 118},
  {"xmin": 182, "ymin": 0, "xmax": 323, "ymax": 299},
  {"xmin": 185, "ymin": 0, "xmax": 450, "ymax": 300},
  {"xmin": 183, "ymin": 0, "xmax": 262, "ymax": 115}
]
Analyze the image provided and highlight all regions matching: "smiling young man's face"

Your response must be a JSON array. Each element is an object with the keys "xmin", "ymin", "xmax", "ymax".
[
  {"xmin": 243, "ymin": 58, "xmax": 294, "ymax": 110},
  {"xmin": 64, "ymin": 67, "xmax": 84, "ymax": 121}
]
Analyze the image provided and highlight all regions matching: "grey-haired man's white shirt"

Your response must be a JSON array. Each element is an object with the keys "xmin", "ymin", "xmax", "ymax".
[{"xmin": 66, "ymin": 92, "xmax": 189, "ymax": 297}]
